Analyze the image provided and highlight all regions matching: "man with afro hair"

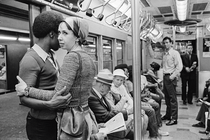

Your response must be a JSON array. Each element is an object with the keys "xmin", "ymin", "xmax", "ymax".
[{"xmin": 18, "ymin": 11, "xmax": 71, "ymax": 140}]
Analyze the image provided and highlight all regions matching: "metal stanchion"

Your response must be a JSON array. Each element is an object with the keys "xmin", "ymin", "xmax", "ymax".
[{"xmin": 131, "ymin": 0, "xmax": 142, "ymax": 139}]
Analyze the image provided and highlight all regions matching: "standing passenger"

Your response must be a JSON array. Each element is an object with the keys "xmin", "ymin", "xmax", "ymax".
[
  {"xmin": 16, "ymin": 16, "xmax": 97, "ymax": 140},
  {"xmin": 17, "ymin": 11, "xmax": 71, "ymax": 140},
  {"xmin": 181, "ymin": 44, "xmax": 198, "ymax": 105},
  {"xmin": 161, "ymin": 37, "xmax": 183, "ymax": 126}
]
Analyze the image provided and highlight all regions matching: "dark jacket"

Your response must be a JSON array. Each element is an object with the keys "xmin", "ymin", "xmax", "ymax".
[
  {"xmin": 88, "ymin": 88, "xmax": 128, "ymax": 123},
  {"xmin": 181, "ymin": 53, "xmax": 198, "ymax": 79}
]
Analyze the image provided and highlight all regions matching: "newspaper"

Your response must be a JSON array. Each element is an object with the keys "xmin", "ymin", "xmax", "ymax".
[{"xmin": 99, "ymin": 113, "xmax": 127, "ymax": 134}]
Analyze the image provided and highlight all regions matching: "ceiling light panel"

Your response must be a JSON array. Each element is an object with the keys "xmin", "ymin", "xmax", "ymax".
[
  {"xmin": 192, "ymin": 3, "xmax": 207, "ymax": 11},
  {"xmin": 176, "ymin": 0, "xmax": 188, "ymax": 21}
]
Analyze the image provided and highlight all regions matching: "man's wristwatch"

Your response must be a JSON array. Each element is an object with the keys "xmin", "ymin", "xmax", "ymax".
[{"xmin": 24, "ymin": 87, "xmax": 30, "ymax": 96}]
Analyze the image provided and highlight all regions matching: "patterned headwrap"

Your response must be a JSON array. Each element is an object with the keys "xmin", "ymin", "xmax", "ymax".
[{"xmin": 63, "ymin": 17, "xmax": 89, "ymax": 45}]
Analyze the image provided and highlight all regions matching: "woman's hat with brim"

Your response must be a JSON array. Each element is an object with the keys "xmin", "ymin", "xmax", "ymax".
[
  {"xmin": 113, "ymin": 69, "xmax": 128, "ymax": 79},
  {"xmin": 94, "ymin": 69, "xmax": 113, "ymax": 86}
]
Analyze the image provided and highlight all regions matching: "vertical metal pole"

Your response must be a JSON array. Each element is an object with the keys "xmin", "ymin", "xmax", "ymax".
[
  {"xmin": 131, "ymin": 0, "xmax": 142, "ymax": 139},
  {"xmin": 172, "ymin": 26, "xmax": 176, "ymax": 48}
]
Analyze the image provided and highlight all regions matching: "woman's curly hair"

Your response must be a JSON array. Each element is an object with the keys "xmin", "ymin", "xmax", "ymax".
[{"xmin": 32, "ymin": 11, "xmax": 63, "ymax": 38}]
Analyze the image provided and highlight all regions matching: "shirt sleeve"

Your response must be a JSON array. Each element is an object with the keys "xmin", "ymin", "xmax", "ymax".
[{"xmin": 19, "ymin": 55, "xmax": 40, "ymax": 87}]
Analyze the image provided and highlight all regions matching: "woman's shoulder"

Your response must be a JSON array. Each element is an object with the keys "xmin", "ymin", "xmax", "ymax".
[{"xmin": 65, "ymin": 51, "xmax": 90, "ymax": 60}]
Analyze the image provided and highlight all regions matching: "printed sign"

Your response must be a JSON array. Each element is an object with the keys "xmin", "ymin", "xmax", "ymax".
[{"xmin": 203, "ymin": 38, "xmax": 210, "ymax": 57}]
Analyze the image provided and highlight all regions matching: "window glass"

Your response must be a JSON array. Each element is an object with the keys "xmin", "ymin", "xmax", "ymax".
[
  {"xmin": 116, "ymin": 40, "xmax": 124, "ymax": 65},
  {"xmin": 103, "ymin": 38, "xmax": 112, "ymax": 71},
  {"xmin": 83, "ymin": 36, "xmax": 98, "ymax": 72}
]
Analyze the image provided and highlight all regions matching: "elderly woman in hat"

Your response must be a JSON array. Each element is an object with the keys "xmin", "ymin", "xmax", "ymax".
[{"xmin": 15, "ymin": 17, "xmax": 106, "ymax": 140}]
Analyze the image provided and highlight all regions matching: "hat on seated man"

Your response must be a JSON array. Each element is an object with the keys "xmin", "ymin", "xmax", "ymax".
[{"xmin": 94, "ymin": 69, "xmax": 113, "ymax": 86}]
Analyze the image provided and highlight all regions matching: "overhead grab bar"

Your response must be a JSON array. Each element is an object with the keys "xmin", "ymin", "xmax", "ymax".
[
  {"xmin": 141, "ymin": 12, "xmax": 150, "ymax": 31},
  {"xmin": 140, "ymin": 14, "xmax": 153, "ymax": 40},
  {"xmin": 104, "ymin": 0, "xmax": 126, "ymax": 25},
  {"xmin": 86, "ymin": 0, "xmax": 112, "ymax": 21},
  {"xmin": 139, "ymin": 11, "xmax": 145, "ymax": 33},
  {"xmin": 122, "ymin": 18, "xmax": 132, "ymax": 31},
  {"xmin": 117, "ymin": 17, "xmax": 128, "ymax": 30},
  {"xmin": 112, "ymin": 4, "xmax": 131, "ymax": 27},
  {"xmin": 77, "ymin": 0, "xmax": 92, "ymax": 12}
]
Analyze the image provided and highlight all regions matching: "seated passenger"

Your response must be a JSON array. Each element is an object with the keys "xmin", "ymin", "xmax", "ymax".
[
  {"xmin": 114, "ymin": 64, "xmax": 133, "ymax": 96},
  {"xmin": 198, "ymin": 101, "xmax": 210, "ymax": 140},
  {"xmin": 114, "ymin": 64, "xmax": 169, "ymax": 139},
  {"xmin": 110, "ymin": 69, "xmax": 133, "ymax": 110},
  {"xmin": 106, "ymin": 69, "xmax": 148, "ymax": 135},
  {"xmin": 141, "ymin": 74, "xmax": 162, "ymax": 128},
  {"xmin": 192, "ymin": 80, "xmax": 210, "ymax": 128},
  {"xmin": 88, "ymin": 69, "xmax": 134, "ymax": 140},
  {"xmin": 145, "ymin": 62, "xmax": 164, "ymax": 99}
]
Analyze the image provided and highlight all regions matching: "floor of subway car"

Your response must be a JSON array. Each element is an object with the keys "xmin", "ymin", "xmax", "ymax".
[
  {"xmin": 143, "ymin": 95, "xmax": 207, "ymax": 140},
  {"xmin": 0, "ymin": 91, "xmax": 209, "ymax": 140}
]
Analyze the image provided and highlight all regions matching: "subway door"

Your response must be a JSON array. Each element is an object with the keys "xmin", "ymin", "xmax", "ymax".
[{"xmin": 6, "ymin": 44, "xmax": 28, "ymax": 90}]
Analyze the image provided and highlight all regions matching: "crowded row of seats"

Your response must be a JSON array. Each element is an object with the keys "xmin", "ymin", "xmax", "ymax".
[{"xmin": 88, "ymin": 63, "xmax": 169, "ymax": 140}]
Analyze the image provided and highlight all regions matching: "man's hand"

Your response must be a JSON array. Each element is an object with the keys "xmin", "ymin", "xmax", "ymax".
[
  {"xmin": 185, "ymin": 67, "xmax": 190, "ymax": 72},
  {"xmin": 45, "ymin": 86, "xmax": 72, "ymax": 110},
  {"xmin": 16, "ymin": 76, "xmax": 27, "ymax": 96},
  {"xmin": 98, "ymin": 123, "xmax": 105, "ymax": 129},
  {"xmin": 95, "ymin": 132, "xmax": 107, "ymax": 140},
  {"xmin": 127, "ymin": 107, "xmax": 133, "ymax": 115}
]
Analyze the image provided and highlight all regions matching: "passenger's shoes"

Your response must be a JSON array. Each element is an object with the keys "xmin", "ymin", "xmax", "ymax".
[
  {"xmin": 188, "ymin": 101, "xmax": 193, "ymax": 104},
  {"xmin": 158, "ymin": 130, "xmax": 169, "ymax": 136},
  {"xmin": 200, "ymin": 137, "xmax": 210, "ymax": 140},
  {"xmin": 166, "ymin": 119, "xmax": 177, "ymax": 126},
  {"xmin": 149, "ymin": 137, "xmax": 160, "ymax": 140},
  {"xmin": 199, "ymin": 130, "xmax": 209, "ymax": 134},
  {"xmin": 161, "ymin": 115, "xmax": 170, "ymax": 121},
  {"xmin": 183, "ymin": 101, "xmax": 187, "ymax": 105},
  {"xmin": 192, "ymin": 122, "xmax": 205, "ymax": 128}
]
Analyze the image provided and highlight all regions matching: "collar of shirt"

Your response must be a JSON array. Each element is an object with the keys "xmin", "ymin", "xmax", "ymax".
[
  {"xmin": 164, "ymin": 48, "xmax": 173, "ymax": 55},
  {"xmin": 92, "ymin": 88, "xmax": 103, "ymax": 99},
  {"xmin": 32, "ymin": 44, "xmax": 49, "ymax": 62}
]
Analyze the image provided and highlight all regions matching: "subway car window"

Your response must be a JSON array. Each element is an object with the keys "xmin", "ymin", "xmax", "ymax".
[
  {"xmin": 84, "ymin": 36, "xmax": 98, "ymax": 72},
  {"xmin": 102, "ymin": 38, "xmax": 112, "ymax": 71},
  {"xmin": 116, "ymin": 40, "xmax": 124, "ymax": 65}
]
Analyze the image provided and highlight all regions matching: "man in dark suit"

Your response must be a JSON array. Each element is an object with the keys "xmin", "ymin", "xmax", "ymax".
[
  {"xmin": 181, "ymin": 44, "xmax": 198, "ymax": 105},
  {"xmin": 88, "ymin": 69, "xmax": 134, "ymax": 140}
]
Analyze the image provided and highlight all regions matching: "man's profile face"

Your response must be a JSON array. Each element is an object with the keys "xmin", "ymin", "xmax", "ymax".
[
  {"xmin": 50, "ymin": 32, "xmax": 60, "ymax": 51},
  {"xmin": 100, "ymin": 83, "xmax": 111, "ymax": 96}
]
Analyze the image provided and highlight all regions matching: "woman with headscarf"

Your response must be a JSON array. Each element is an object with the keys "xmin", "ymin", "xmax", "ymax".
[{"xmin": 16, "ymin": 17, "xmax": 105, "ymax": 140}]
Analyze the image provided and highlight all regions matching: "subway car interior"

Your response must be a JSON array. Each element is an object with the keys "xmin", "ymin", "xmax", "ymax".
[{"xmin": 1, "ymin": 0, "xmax": 210, "ymax": 139}]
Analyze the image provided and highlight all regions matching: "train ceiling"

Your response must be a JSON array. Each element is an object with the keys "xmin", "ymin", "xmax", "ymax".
[
  {"xmin": 141, "ymin": 0, "xmax": 210, "ymax": 29},
  {"xmin": 1, "ymin": 0, "xmax": 210, "ymax": 39},
  {"xmin": 143, "ymin": 0, "xmax": 210, "ymax": 23}
]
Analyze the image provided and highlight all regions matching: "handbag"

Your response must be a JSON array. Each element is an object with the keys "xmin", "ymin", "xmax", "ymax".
[{"xmin": 58, "ymin": 51, "xmax": 88, "ymax": 140}]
